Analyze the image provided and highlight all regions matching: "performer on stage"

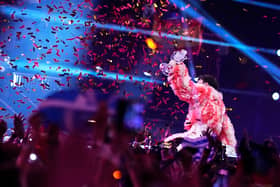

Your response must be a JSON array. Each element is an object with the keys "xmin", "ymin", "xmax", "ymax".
[{"xmin": 160, "ymin": 49, "xmax": 237, "ymax": 157}]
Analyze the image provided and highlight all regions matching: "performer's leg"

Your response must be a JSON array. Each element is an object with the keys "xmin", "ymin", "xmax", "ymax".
[
  {"xmin": 220, "ymin": 115, "xmax": 237, "ymax": 147},
  {"xmin": 165, "ymin": 122, "xmax": 207, "ymax": 142},
  {"xmin": 220, "ymin": 115, "xmax": 237, "ymax": 157},
  {"xmin": 164, "ymin": 132, "xmax": 188, "ymax": 142},
  {"xmin": 165, "ymin": 122, "xmax": 209, "ymax": 152}
]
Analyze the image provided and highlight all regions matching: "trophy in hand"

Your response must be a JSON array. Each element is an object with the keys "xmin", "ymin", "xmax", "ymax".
[{"xmin": 160, "ymin": 49, "xmax": 188, "ymax": 76}]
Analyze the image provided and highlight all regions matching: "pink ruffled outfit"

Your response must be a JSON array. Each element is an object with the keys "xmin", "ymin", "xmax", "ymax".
[{"xmin": 167, "ymin": 60, "xmax": 237, "ymax": 147}]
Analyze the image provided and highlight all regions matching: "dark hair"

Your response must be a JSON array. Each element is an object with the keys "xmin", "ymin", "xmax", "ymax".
[{"xmin": 198, "ymin": 74, "xmax": 219, "ymax": 90}]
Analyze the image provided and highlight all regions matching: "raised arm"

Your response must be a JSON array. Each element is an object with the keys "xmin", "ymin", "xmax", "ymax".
[
  {"xmin": 167, "ymin": 60, "xmax": 208, "ymax": 104},
  {"xmin": 166, "ymin": 58, "xmax": 224, "ymax": 132}
]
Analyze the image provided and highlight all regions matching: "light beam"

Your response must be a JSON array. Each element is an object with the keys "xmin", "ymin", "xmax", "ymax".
[
  {"xmin": 171, "ymin": 0, "xmax": 280, "ymax": 84},
  {"xmin": 233, "ymin": 0, "xmax": 280, "ymax": 11},
  {"xmin": 0, "ymin": 5, "xmax": 276, "ymax": 55}
]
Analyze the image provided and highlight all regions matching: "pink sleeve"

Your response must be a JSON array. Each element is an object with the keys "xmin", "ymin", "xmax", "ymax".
[
  {"xmin": 167, "ymin": 61, "xmax": 208, "ymax": 104},
  {"xmin": 167, "ymin": 61, "xmax": 228, "ymax": 137}
]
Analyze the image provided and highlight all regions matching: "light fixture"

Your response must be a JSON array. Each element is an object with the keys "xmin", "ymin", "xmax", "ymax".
[
  {"xmin": 276, "ymin": 49, "xmax": 280, "ymax": 57},
  {"xmin": 29, "ymin": 153, "xmax": 37, "ymax": 161},
  {"xmin": 272, "ymin": 92, "xmax": 279, "ymax": 101},
  {"xmin": 88, "ymin": 119, "xmax": 96, "ymax": 123}
]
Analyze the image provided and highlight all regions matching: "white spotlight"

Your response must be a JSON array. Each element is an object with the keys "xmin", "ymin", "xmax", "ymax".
[
  {"xmin": 29, "ymin": 153, "xmax": 37, "ymax": 161},
  {"xmin": 272, "ymin": 92, "xmax": 279, "ymax": 101},
  {"xmin": 96, "ymin": 66, "xmax": 103, "ymax": 70},
  {"xmin": 4, "ymin": 56, "xmax": 10, "ymax": 62},
  {"xmin": 143, "ymin": 71, "xmax": 152, "ymax": 77},
  {"xmin": 277, "ymin": 49, "xmax": 280, "ymax": 57},
  {"xmin": 88, "ymin": 119, "xmax": 96, "ymax": 124}
]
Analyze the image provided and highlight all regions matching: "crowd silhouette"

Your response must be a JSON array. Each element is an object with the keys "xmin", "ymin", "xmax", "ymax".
[{"xmin": 0, "ymin": 90, "xmax": 279, "ymax": 187}]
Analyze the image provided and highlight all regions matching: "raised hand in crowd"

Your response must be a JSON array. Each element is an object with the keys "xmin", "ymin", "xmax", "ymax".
[
  {"xmin": 202, "ymin": 128, "xmax": 220, "ymax": 149},
  {"xmin": 8, "ymin": 113, "xmax": 25, "ymax": 143},
  {"xmin": 14, "ymin": 113, "xmax": 25, "ymax": 139}
]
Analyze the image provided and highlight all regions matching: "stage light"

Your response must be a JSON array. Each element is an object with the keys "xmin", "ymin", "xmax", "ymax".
[
  {"xmin": 170, "ymin": 0, "xmax": 280, "ymax": 84},
  {"xmin": 1, "ymin": 5, "xmax": 279, "ymax": 84},
  {"xmin": 4, "ymin": 56, "xmax": 10, "ymax": 62},
  {"xmin": 276, "ymin": 49, "xmax": 280, "ymax": 57},
  {"xmin": 233, "ymin": 0, "xmax": 280, "ymax": 11},
  {"xmin": 0, "ymin": 6, "xmax": 275, "ymax": 55},
  {"xmin": 9, "ymin": 61, "xmax": 162, "ymax": 84},
  {"xmin": 112, "ymin": 170, "xmax": 122, "ymax": 180},
  {"xmin": 143, "ymin": 71, "xmax": 152, "ymax": 77},
  {"xmin": 95, "ymin": 66, "xmax": 103, "ymax": 70},
  {"xmin": 88, "ymin": 119, "xmax": 96, "ymax": 123},
  {"xmin": 145, "ymin": 38, "xmax": 157, "ymax": 50},
  {"xmin": 29, "ymin": 153, "xmax": 37, "ymax": 161},
  {"xmin": 272, "ymin": 92, "xmax": 279, "ymax": 101}
]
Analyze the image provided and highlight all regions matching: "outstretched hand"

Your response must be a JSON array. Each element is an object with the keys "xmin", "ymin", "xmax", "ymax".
[
  {"xmin": 202, "ymin": 128, "xmax": 216, "ymax": 148},
  {"xmin": 13, "ymin": 113, "xmax": 25, "ymax": 139},
  {"xmin": 203, "ymin": 128, "xmax": 212, "ymax": 137},
  {"xmin": 159, "ymin": 49, "xmax": 188, "ymax": 76},
  {"xmin": 171, "ymin": 49, "xmax": 188, "ymax": 63}
]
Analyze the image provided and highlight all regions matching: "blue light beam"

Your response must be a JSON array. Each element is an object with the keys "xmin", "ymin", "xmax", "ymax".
[
  {"xmin": 8, "ymin": 61, "xmax": 162, "ymax": 84},
  {"xmin": 233, "ymin": 0, "xmax": 280, "ymax": 11},
  {"xmin": 171, "ymin": 0, "xmax": 280, "ymax": 84},
  {"xmin": 0, "ymin": 5, "xmax": 276, "ymax": 55}
]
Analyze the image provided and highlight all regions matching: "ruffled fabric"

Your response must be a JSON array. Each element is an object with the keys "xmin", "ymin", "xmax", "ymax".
[{"xmin": 167, "ymin": 60, "xmax": 237, "ymax": 147}]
